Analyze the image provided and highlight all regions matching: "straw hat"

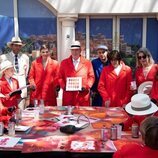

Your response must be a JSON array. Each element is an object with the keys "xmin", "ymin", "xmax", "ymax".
[
  {"xmin": 70, "ymin": 41, "xmax": 81, "ymax": 50},
  {"xmin": 7, "ymin": 36, "xmax": 25, "ymax": 48},
  {"xmin": 0, "ymin": 60, "xmax": 14, "ymax": 77},
  {"xmin": 125, "ymin": 94, "xmax": 158, "ymax": 116}
]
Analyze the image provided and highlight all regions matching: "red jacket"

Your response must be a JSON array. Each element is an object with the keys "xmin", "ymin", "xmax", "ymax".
[
  {"xmin": 0, "ymin": 76, "xmax": 20, "ymax": 108},
  {"xmin": 113, "ymin": 143, "xmax": 158, "ymax": 158},
  {"xmin": 135, "ymin": 64, "xmax": 157, "ymax": 87},
  {"xmin": 58, "ymin": 56, "xmax": 95, "ymax": 106},
  {"xmin": 29, "ymin": 57, "xmax": 59, "ymax": 106},
  {"xmin": 0, "ymin": 76, "xmax": 20, "ymax": 125},
  {"xmin": 98, "ymin": 63, "xmax": 132, "ymax": 107}
]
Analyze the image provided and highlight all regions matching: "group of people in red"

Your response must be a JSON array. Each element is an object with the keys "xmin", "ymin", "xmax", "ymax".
[{"xmin": 0, "ymin": 37, "xmax": 158, "ymax": 156}]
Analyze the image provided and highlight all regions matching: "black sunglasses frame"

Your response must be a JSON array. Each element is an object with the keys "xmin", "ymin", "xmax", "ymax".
[{"xmin": 138, "ymin": 55, "xmax": 147, "ymax": 60}]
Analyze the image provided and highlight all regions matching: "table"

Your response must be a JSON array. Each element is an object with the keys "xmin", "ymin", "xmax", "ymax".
[{"xmin": 0, "ymin": 106, "xmax": 142, "ymax": 158}]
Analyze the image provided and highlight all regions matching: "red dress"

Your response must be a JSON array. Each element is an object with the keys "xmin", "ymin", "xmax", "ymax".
[
  {"xmin": 58, "ymin": 56, "xmax": 95, "ymax": 106},
  {"xmin": 98, "ymin": 62, "xmax": 132, "ymax": 107},
  {"xmin": 135, "ymin": 64, "xmax": 157, "ymax": 87},
  {"xmin": 113, "ymin": 143, "xmax": 158, "ymax": 158},
  {"xmin": 150, "ymin": 64, "xmax": 158, "ymax": 103},
  {"xmin": 29, "ymin": 56, "xmax": 59, "ymax": 106}
]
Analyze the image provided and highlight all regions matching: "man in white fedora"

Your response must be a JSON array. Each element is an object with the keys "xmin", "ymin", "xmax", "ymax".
[
  {"xmin": 58, "ymin": 40, "xmax": 95, "ymax": 106},
  {"xmin": 0, "ymin": 36, "xmax": 29, "ymax": 110},
  {"xmin": 123, "ymin": 93, "xmax": 158, "ymax": 130}
]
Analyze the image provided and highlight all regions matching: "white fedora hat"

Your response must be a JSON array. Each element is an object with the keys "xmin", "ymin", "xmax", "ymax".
[
  {"xmin": 125, "ymin": 94, "xmax": 158, "ymax": 116},
  {"xmin": 70, "ymin": 41, "xmax": 81, "ymax": 50},
  {"xmin": 7, "ymin": 36, "xmax": 25, "ymax": 48},
  {"xmin": 96, "ymin": 44, "xmax": 108, "ymax": 51},
  {"xmin": 0, "ymin": 60, "xmax": 14, "ymax": 77}
]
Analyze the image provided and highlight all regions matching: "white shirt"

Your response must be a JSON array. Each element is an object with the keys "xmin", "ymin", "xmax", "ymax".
[
  {"xmin": 114, "ymin": 64, "xmax": 122, "ymax": 76},
  {"xmin": 73, "ymin": 58, "xmax": 80, "ymax": 70}
]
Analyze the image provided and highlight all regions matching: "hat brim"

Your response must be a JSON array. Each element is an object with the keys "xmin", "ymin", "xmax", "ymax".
[
  {"xmin": 0, "ymin": 65, "xmax": 14, "ymax": 78},
  {"xmin": 96, "ymin": 48, "xmax": 108, "ymax": 51},
  {"xmin": 70, "ymin": 47, "xmax": 81, "ymax": 50},
  {"xmin": 125, "ymin": 101, "xmax": 158, "ymax": 116},
  {"xmin": 7, "ymin": 42, "xmax": 25, "ymax": 48}
]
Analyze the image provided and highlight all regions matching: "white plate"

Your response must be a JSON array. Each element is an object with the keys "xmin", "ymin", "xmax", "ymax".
[
  {"xmin": 15, "ymin": 125, "xmax": 31, "ymax": 132},
  {"xmin": 137, "ymin": 81, "xmax": 153, "ymax": 95}
]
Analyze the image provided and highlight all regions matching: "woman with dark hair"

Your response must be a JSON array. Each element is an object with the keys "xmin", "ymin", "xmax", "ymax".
[
  {"xmin": 98, "ymin": 50, "xmax": 132, "ymax": 107},
  {"xmin": 113, "ymin": 116, "xmax": 158, "ymax": 158},
  {"xmin": 29, "ymin": 44, "xmax": 60, "ymax": 106}
]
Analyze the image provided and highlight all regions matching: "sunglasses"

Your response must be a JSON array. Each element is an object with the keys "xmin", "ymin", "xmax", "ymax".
[{"xmin": 138, "ymin": 55, "xmax": 147, "ymax": 60}]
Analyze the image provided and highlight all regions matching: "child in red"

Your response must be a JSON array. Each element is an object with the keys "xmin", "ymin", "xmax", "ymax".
[{"xmin": 0, "ymin": 60, "xmax": 21, "ymax": 127}]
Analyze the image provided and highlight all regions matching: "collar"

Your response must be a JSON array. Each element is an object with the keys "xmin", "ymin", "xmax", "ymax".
[
  {"xmin": 11, "ymin": 51, "xmax": 19, "ymax": 57},
  {"xmin": 5, "ymin": 76, "xmax": 12, "ymax": 82},
  {"xmin": 72, "ymin": 57, "xmax": 80, "ymax": 62}
]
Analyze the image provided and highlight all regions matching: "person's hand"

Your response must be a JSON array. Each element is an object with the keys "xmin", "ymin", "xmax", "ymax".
[
  {"xmin": 79, "ymin": 87, "xmax": 87, "ymax": 93},
  {"xmin": 105, "ymin": 100, "xmax": 110, "ymax": 108},
  {"xmin": 9, "ymin": 117, "xmax": 17, "ymax": 123},
  {"xmin": 91, "ymin": 91, "xmax": 98, "ymax": 99},
  {"xmin": 30, "ymin": 85, "xmax": 36, "ymax": 91},
  {"xmin": 130, "ymin": 81, "xmax": 137, "ymax": 91},
  {"xmin": 143, "ymin": 86, "xmax": 152, "ymax": 95},
  {"xmin": 5, "ymin": 94, "xmax": 10, "ymax": 99}
]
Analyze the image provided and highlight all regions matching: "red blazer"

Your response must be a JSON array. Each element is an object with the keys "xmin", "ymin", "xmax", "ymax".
[
  {"xmin": 113, "ymin": 143, "xmax": 158, "ymax": 158},
  {"xmin": 98, "ymin": 62, "xmax": 132, "ymax": 107},
  {"xmin": 29, "ymin": 57, "xmax": 59, "ymax": 106},
  {"xmin": 58, "ymin": 56, "xmax": 95, "ymax": 106},
  {"xmin": 135, "ymin": 64, "xmax": 157, "ymax": 87}
]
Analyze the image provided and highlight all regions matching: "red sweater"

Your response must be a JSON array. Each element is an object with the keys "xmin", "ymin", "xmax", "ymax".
[{"xmin": 113, "ymin": 143, "xmax": 158, "ymax": 158}]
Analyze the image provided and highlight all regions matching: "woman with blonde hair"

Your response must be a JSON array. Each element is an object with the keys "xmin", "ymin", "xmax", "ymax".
[{"xmin": 135, "ymin": 47, "xmax": 157, "ymax": 91}]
